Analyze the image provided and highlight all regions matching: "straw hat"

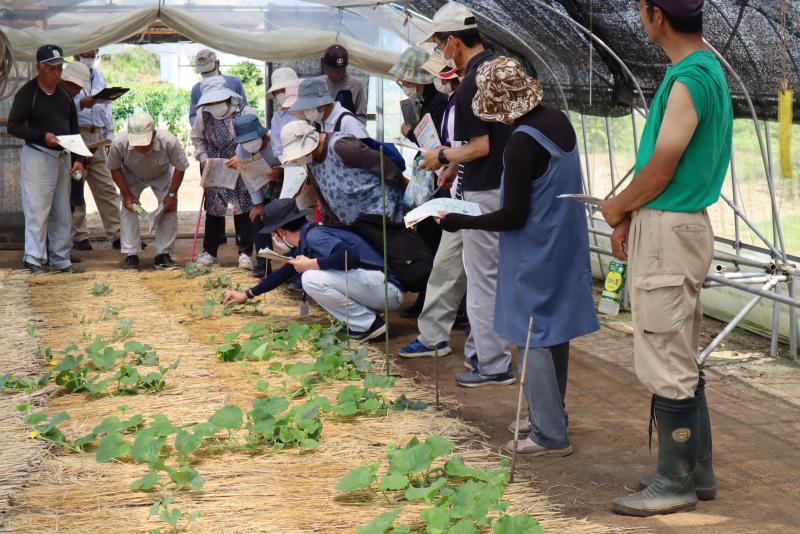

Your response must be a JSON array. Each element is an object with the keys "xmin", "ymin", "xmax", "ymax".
[
  {"xmin": 389, "ymin": 46, "xmax": 434, "ymax": 85},
  {"xmin": 279, "ymin": 120, "xmax": 320, "ymax": 164},
  {"xmin": 267, "ymin": 67, "xmax": 298, "ymax": 95},
  {"xmin": 61, "ymin": 61, "xmax": 91, "ymax": 91},
  {"xmin": 472, "ymin": 56, "xmax": 543, "ymax": 124}
]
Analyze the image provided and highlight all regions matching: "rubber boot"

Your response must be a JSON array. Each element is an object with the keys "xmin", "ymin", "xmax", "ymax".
[
  {"xmin": 639, "ymin": 375, "xmax": 717, "ymax": 500},
  {"xmin": 613, "ymin": 395, "xmax": 699, "ymax": 516}
]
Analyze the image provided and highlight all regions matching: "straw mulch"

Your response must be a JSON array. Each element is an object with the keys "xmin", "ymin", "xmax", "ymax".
[{"xmin": 0, "ymin": 268, "xmax": 625, "ymax": 533}]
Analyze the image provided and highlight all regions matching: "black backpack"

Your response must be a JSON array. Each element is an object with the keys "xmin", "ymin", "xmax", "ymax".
[{"xmin": 345, "ymin": 214, "xmax": 433, "ymax": 293}]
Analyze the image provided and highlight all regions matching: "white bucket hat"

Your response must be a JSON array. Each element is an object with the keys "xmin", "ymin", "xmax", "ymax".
[
  {"xmin": 196, "ymin": 75, "xmax": 242, "ymax": 107},
  {"xmin": 267, "ymin": 67, "xmax": 299, "ymax": 95},
  {"xmin": 61, "ymin": 61, "xmax": 91, "ymax": 91},
  {"xmin": 127, "ymin": 112, "xmax": 155, "ymax": 147},
  {"xmin": 279, "ymin": 120, "xmax": 320, "ymax": 164}
]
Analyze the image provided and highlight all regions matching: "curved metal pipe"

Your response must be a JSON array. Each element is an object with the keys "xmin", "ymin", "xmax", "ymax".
[
  {"xmin": 703, "ymin": 39, "xmax": 787, "ymax": 264},
  {"xmin": 525, "ymin": 0, "xmax": 650, "ymax": 115}
]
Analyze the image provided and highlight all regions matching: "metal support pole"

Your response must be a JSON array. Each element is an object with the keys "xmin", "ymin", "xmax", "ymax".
[
  {"xmin": 379, "ymin": 147, "xmax": 391, "ymax": 374},
  {"xmin": 580, "ymin": 114, "xmax": 605, "ymax": 279},
  {"xmin": 604, "ymin": 165, "xmax": 634, "ymax": 200},
  {"xmin": 729, "ymin": 149, "xmax": 741, "ymax": 254},
  {"xmin": 718, "ymin": 192, "xmax": 783, "ymax": 258},
  {"xmin": 345, "ymin": 250, "xmax": 350, "ymax": 348},
  {"xmin": 705, "ymin": 275, "xmax": 800, "ymax": 309},
  {"xmin": 604, "ymin": 116, "xmax": 617, "ymax": 193},
  {"xmin": 376, "ymin": 76, "xmax": 385, "ymax": 141},
  {"xmin": 630, "ymin": 110, "xmax": 640, "ymax": 155},
  {"xmin": 510, "ymin": 316, "xmax": 534, "ymax": 484},
  {"xmin": 698, "ymin": 277, "xmax": 782, "ymax": 365},
  {"xmin": 765, "ymin": 121, "xmax": 782, "ymax": 359}
]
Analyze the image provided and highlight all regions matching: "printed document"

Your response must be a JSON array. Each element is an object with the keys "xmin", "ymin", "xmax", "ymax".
[
  {"xmin": 257, "ymin": 248, "xmax": 292, "ymax": 262},
  {"xmin": 56, "ymin": 134, "xmax": 93, "ymax": 157},
  {"xmin": 404, "ymin": 197, "xmax": 481, "ymax": 228},
  {"xmin": 237, "ymin": 156, "xmax": 272, "ymax": 192},
  {"xmin": 412, "ymin": 113, "xmax": 441, "ymax": 151},
  {"xmin": 201, "ymin": 158, "xmax": 239, "ymax": 190},
  {"xmin": 557, "ymin": 194, "xmax": 604, "ymax": 206}
]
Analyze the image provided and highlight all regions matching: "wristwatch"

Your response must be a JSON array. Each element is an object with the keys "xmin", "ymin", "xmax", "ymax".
[
  {"xmin": 437, "ymin": 149, "xmax": 449, "ymax": 166},
  {"xmin": 167, "ymin": 192, "xmax": 177, "ymax": 199}
]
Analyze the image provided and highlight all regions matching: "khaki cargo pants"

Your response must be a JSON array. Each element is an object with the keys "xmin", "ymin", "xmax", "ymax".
[{"xmin": 628, "ymin": 208, "xmax": 714, "ymax": 400}]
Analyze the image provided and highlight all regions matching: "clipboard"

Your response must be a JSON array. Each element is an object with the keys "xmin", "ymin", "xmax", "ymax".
[{"xmin": 92, "ymin": 87, "xmax": 129, "ymax": 102}]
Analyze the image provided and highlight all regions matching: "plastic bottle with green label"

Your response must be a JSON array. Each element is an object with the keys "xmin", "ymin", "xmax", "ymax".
[{"xmin": 598, "ymin": 260, "xmax": 627, "ymax": 316}]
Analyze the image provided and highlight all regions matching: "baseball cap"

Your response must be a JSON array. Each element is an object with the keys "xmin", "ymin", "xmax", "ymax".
[
  {"xmin": 420, "ymin": 2, "xmax": 478, "ymax": 43},
  {"xmin": 127, "ymin": 112, "xmax": 155, "ymax": 147},
  {"xmin": 61, "ymin": 61, "xmax": 91, "ymax": 91},
  {"xmin": 651, "ymin": 0, "xmax": 704, "ymax": 17},
  {"xmin": 195, "ymin": 49, "xmax": 218, "ymax": 74},
  {"xmin": 322, "ymin": 44, "xmax": 349, "ymax": 77},
  {"xmin": 37, "ymin": 44, "xmax": 65, "ymax": 65}
]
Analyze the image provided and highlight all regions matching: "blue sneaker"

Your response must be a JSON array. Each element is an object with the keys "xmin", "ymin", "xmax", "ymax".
[
  {"xmin": 455, "ymin": 365, "xmax": 515, "ymax": 388},
  {"xmin": 398, "ymin": 339, "xmax": 452, "ymax": 358}
]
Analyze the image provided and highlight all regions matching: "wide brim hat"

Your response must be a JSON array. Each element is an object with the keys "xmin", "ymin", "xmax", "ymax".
[
  {"xmin": 281, "ymin": 79, "xmax": 300, "ymax": 109},
  {"xmin": 62, "ymin": 61, "xmax": 91, "ymax": 91},
  {"xmin": 389, "ymin": 46, "xmax": 434, "ymax": 85},
  {"xmin": 279, "ymin": 120, "xmax": 320, "ymax": 164},
  {"xmin": 258, "ymin": 198, "xmax": 313, "ymax": 235},
  {"xmin": 197, "ymin": 88, "xmax": 241, "ymax": 107},
  {"xmin": 472, "ymin": 56, "xmax": 543, "ymax": 124},
  {"xmin": 233, "ymin": 115, "xmax": 269, "ymax": 144},
  {"xmin": 267, "ymin": 67, "xmax": 299, "ymax": 95},
  {"xmin": 289, "ymin": 76, "xmax": 334, "ymax": 112}
]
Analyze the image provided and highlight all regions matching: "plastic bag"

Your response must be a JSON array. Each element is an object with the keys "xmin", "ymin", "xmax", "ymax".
[{"xmin": 403, "ymin": 158, "xmax": 435, "ymax": 209}]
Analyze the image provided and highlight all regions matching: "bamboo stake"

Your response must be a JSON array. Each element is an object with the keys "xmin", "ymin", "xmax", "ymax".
[
  {"xmin": 510, "ymin": 316, "xmax": 535, "ymax": 483},
  {"xmin": 379, "ymin": 147, "xmax": 391, "ymax": 375}
]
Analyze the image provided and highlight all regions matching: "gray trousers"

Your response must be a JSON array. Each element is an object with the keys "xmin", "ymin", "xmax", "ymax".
[
  {"xmin": 523, "ymin": 342, "xmax": 571, "ymax": 449},
  {"xmin": 418, "ymin": 228, "xmax": 467, "ymax": 347},
  {"xmin": 462, "ymin": 189, "xmax": 512, "ymax": 375},
  {"xmin": 119, "ymin": 169, "xmax": 177, "ymax": 256},
  {"xmin": 20, "ymin": 144, "xmax": 73, "ymax": 269}
]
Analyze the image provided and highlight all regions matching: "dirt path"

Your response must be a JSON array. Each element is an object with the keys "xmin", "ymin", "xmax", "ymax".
[{"xmin": 391, "ymin": 318, "xmax": 800, "ymax": 534}]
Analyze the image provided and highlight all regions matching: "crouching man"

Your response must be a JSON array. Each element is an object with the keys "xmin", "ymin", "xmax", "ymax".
[
  {"xmin": 223, "ymin": 199, "xmax": 404, "ymax": 341},
  {"xmin": 107, "ymin": 112, "xmax": 189, "ymax": 270}
]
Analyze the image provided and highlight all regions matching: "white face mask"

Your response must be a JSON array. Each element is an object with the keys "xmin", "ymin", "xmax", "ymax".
[
  {"xmin": 272, "ymin": 233, "xmax": 293, "ymax": 255},
  {"xmin": 206, "ymin": 102, "xmax": 229, "ymax": 119},
  {"xmin": 402, "ymin": 86, "xmax": 418, "ymax": 98},
  {"xmin": 303, "ymin": 108, "xmax": 323, "ymax": 124},
  {"xmin": 274, "ymin": 93, "xmax": 287, "ymax": 107},
  {"xmin": 79, "ymin": 57, "xmax": 96, "ymax": 69},
  {"xmin": 241, "ymin": 138, "xmax": 263, "ymax": 153},
  {"xmin": 433, "ymin": 78, "xmax": 452, "ymax": 95}
]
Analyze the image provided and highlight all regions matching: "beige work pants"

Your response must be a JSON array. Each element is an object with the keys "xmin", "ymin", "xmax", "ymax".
[
  {"xmin": 628, "ymin": 208, "xmax": 714, "ymax": 400},
  {"xmin": 71, "ymin": 127, "xmax": 121, "ymax": 242}
]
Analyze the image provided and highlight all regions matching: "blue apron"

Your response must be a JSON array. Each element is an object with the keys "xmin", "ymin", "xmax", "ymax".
[{"xmin": 494, "ymin": 125, "xmax": 600, "ymax": 348}]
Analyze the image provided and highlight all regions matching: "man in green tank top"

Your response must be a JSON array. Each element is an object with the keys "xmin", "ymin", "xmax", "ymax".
[{"xmin": 601, "ymin": 0, "xmax": 733, "ymax": 517}]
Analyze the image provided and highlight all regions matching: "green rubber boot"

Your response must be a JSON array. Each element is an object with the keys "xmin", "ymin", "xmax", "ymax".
[
  {"xmin": 613, "ymin": 395, "xmax": 699, "ymax": 517},
  {"xmin": 638, "ymin": 380, "xmax": 717, "ymax": 500}
]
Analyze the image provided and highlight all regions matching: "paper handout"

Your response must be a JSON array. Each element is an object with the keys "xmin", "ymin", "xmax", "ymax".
[
  {"xmin": 237, "ymin": 156, "xmax": 272, "ymax": 192},
  {"xmin": 386, "ymin": 137, "xmax": 421, "ymax": 152},
  {"xmin": 146, "ymin": 204, "xmax": 166, "ymax": 235},
  {"xmin": 279, "ymin": 165, "xmax": 308, "ymax": 199},
  {"xmin": 557, "ymin": 194, "xmax": 604, "ymax": 207},
  {"xmin": 404, "ymin": 197, "xmax": 481, "ymax": 228},
  {"xmin": 257, "ymin": 247, "xmax": 293, "ymax": 263},
  {"xmin": 201, "ymin": 158, "xmax": 239, "ymax": 190},
  {"xmin": 56, "ymin": 134, "xmax": 93, "ymax": 157},
  {"xmin": 412, "ymin": 113, "xmax": 441, "ymax": 152}
]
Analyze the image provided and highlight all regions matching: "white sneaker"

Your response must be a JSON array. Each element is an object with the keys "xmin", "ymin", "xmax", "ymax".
[
  {"xmin": 195, "ymin": 251, "xmax": 219, "ymax": 267},
  {"xmin": 503, "ymin": 436, "xmax": 573, "ymax": 457},
  {"xmin": 238, "ymin": 253, "xmax": 254, "ymax": 270}
]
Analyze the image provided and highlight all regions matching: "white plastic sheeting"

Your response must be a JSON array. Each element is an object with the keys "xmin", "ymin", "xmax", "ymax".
[{"xmin": 1, "ymin": 4, "xmax": 400, "ymax": 76}]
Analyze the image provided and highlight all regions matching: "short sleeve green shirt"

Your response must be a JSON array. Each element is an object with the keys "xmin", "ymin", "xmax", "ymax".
[{"xmin": 636, "ymin": 50, "xmax": 733, "ymax": 212}]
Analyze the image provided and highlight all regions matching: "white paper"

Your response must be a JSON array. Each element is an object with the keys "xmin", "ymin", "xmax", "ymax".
[
  {"xmin": 56, "ymin": 134, "xmax": 93, "ymax": 157},
  {"xmin": 257, "ymin": 247, "xmax": 292, "ymax": 262},
  {"xmin": 279, "ymin": 165, "xmax": 308, "ymax": 199},
  {"xmin": 412, "ymin": 113, "xmax": 441, "ymax": 151},
  {"xmin": 201, "ymin": 158, "xmax": 239, "ymax": 190},
  {"xmin": 386, "ymin": 136, "xmax": 421, "ymax": 152},
  {"xmin": 146, "ymin": 204, "xmax": 166, "ymax": 235},
  {"xmin": 557, "ymin": 194, "xmax": 604, "ymax": 207},
  {"xmin": 237, "ymin": 156, "xmax": 272, "ymax": 192},
  {"xmin": 404, "ymin": 197, "xmax": 481, "ymax": 228}
]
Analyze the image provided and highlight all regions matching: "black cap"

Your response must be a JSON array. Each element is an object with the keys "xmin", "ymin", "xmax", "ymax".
[
  {"xmin": 322, "ymin": 44, "xmax": 348, "ymax": 77},
  {"xmin": 36, "ymin": 44, "xmax": 65, "ymax": 65},
  {"xmin": 258, "ymin": 198, "xmax": 312, "ymax": 235},
  {"xmin": 651, "ymin": 0, "xmax": 704, "ymax": 17}
]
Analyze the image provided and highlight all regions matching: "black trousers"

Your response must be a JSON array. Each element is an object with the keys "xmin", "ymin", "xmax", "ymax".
[{"xmin": 203, "ymin": 213, "xmax": 253, "ymax": 257}]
